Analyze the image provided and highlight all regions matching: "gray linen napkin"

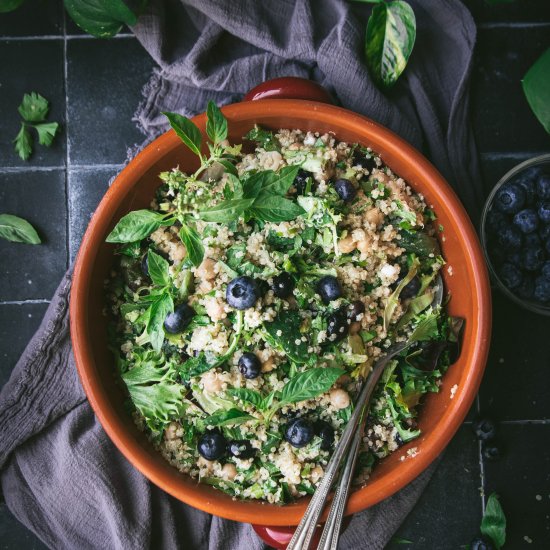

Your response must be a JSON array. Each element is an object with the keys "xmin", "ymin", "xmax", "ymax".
[{"xmin": 0, "ymin": 1, "xmax": 480, "ymax": 548}]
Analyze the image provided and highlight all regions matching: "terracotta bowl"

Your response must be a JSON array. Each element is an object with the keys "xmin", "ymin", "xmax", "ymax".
[{"xmin": 70, "ymin": 78, "xmax": 491, "ymax": 532}]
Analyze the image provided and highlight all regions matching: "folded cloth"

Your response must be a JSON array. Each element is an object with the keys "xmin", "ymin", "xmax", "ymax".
[{"xmin": 0, "ymin": 1, "xmax": 480, "ymax": 548}]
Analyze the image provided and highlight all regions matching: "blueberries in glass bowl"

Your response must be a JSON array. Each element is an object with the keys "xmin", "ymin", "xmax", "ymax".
[{"xmin": 483, "ymin": 157, "xmax": 550, "ymax": 314}]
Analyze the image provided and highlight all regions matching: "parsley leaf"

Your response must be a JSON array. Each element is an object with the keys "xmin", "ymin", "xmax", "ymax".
[
  {"xmin": 13, "ymin": 124, "xmax": 33, "ymax": 161},
  {"xmin": 18, "ymin": 92, "xmax": 49, "ymax": 122},
  {"xmin": 34, "ymin": 122, "xmax": 60, "ymax": 146}
]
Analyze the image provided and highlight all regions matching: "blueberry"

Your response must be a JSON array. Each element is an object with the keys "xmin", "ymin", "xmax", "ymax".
[
  {"xmin": 333, "ymin": 178, "xmax": 357, "ymax": 202},
  {"xmin": 163, "ymin": 303, "xmax": 195, "ymax": 334},
  {"xmin": 513, "ymin": 208, "xmax": 538, "ymax": 234},
  {"xmin": 538, "ymin": 201, "xmax": 550, "ymax": 224},
  {"xmin": 488, "ymin": 241, "xmax": 506, "ymax": 265},
  {"xmin": 524, "ymin": 232, "xmax": 541, "ymax": 248},
  {"xmin": 542, "ymin": 261, "xmax": 550, "ymax": 278},
  {"xmin": 470, "ymin": 537, "xmax": 494, "ymax": 550},
  {"xmin": 517, "ymin": 275, "xmax": 535, "ymax": 299},
  {"xmin": 514, "ymin": 172, "xmax": 537, "ymax": 205},
  {"xmin": 536, "ymin": 174, "xmax": 550, "ymax": 199},
  {"xmin": 226, "ymin": 276, "xmax": 259, "ymax": 310},
  {"xmin": 284, "ymin": 418, "xmax": 314, "ymax": 448},
  {"xmin": 496, "ymin": 225, "xmax": 522, "ymax": 250},
  {"xmin": 198, "ymin": 431, "xmax": 227, "ymax": 461},
  {"xmin": 486, "ymin": 210, "xmax": 508, "ymax": 234},
  {"xmin": 494, "ymin": 183, "xmax": 525, "ymax": 214},
  {"xmin": 326, "ymin": 308, "xmax": 349, "ymax": 342},
  {"xmin": 534, "ymin": 275, "xmax": 550, "ymax": 303},
  {"xmin": 293, "ymin": 169, "xmax": 313, "ymax": 195},
  {"xmin": 314, "ymin": 420, "xmax": 335, "ymax": 451},
  {"xmin": 472, "ymin": 417, "xmax": 496, "ymax": 441},
  {"xmin": 227, "ymin": 439, "xmax": 256, "ymax": 459},
  {"xmin": 483, "ymin": 441, "xmax": 503, "ymax": 462},
  {"xmin": 522, "ymin": 247, "xmax": 546, "ymax": 272},
  {"xmin": 352, "ymin": 150, "xmax": 377, "ymax": 172},
  {"xmin": 540, "ymin": 224, "xmax": 550, "ymax": 241},
  {"xmin": 348, "ymin": 300, "xmax": 365, "ymax": 321},
  {"xmin": 545, "ymin": 235, "xmax": 550, "ymax": 255},
  {"xmin": 317, "ymin": 275, "xmax": 343, "ymax": 304},
  {"xmin": 272, "ymin": 272, "xmax": 295, "ymax": 299},
  {"xmin": 141, "ymin": 254, "xmax": 150, "ymax": 277},
  {"xmin": 238, "ymin": 352, "xmax": 262, "ymax": 379},
  {"xmin": 505, "ymin": 251, "xmax": 521, "ymax": 266},
  {"xmin": 499, "ymin": 263, "xmax": 522, "ymax": 289}
]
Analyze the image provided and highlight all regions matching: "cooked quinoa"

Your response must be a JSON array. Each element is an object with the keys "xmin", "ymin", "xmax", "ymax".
[{"xmin": 105, "ymin": 106, "xmax": 462, "ymax": 504}]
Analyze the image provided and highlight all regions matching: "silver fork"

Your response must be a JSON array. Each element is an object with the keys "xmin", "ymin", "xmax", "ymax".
[{"xmin": 288, "ymin": 274, "xmax": 444, "ymax": 550}]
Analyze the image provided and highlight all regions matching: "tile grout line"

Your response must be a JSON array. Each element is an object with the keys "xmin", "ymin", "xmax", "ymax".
[
  {"xmin": 475, "ymin": 393, "xmax": 487, "ymax": 515},
  {"xmin": 0, "ymin": 33, "xmax": 134, "ymax": 41},
  {"xmin": 1, "ymin": 164, "xmax": 125, "ymax": 172},
  {"xmin": 478, "ymin": 22, "xmax": 550, "ymax": 30},
  {"xmin": 63, "ymin": 11, "xmax": 70, "ymax": 271},
  {"xmin": 0, "ymin": 300, "xmax": 51, "ymax": 306}
]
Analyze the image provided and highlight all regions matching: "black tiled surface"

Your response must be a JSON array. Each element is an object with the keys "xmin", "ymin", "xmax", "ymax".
[
  {"xmin": 484, "ymin": 424, "xmax": 550, "ymax": 547},
  {"xmin": 0, "ymin": 0, "xmax": 62, "ymax": 37},
  {"xmin": 68, "ymin": 167, "xmax": 117, "ymax": 262},
  {"xmin": 464, "ymin": 0, "xmax": 550, "ymax": 23},
  {"xmin": 472, "ymin": 25, "xmax": 550, "ymax": 154},
  {"xmin": 0, "ymin": 303, "xmax": 48, "ymax": 388},
  {"xmin": 0, "ymin": 40, "xmax": 65, "ymax": 167},
  {"xmin": 0, "ymin": 504, "xmax": 47, "ymax": 550},
  {"xmin": 387, "ymin": 427, "xmax": 482, "ymax": 549},
  {"xmin": 66, "ymin": 38, "xmax": 154, "ymax": 165},
  {"xmin": 0, "ymin": 170, "xmax": 67, "ymax": 301}
]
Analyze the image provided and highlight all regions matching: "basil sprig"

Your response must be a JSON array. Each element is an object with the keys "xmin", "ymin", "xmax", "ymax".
[{"xmin": 0, "ymin": 214, "xmax": 41, "ymax": 244}]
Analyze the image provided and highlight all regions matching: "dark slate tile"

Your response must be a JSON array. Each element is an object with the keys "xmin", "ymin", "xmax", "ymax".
[
  {"xmin": 387, "ymin": 426, "xmax": 482, "ymax": 549},
  {"xmin": 66, "ymin": 38, "xmax": 155, "ymax": 165},
  {"xmin": 479, "ymin": 291, "xmax": 550, "ymax": 421},
  {"xmin": 0, "ymin": 504, "xmax": 47, "ymax": 550},
  {"xmin": 463, "ymin": 0, "xmax": 550, "ymax": 24},
  {"xmin": 0, "ymin": 40, "xmax": 65, "ymax": 167},
  {"xmin": 0, "ymin": 170, "xmax": 67, "ymax": 301},
  {"xmin": 0, "ymin": 302, "xmax": 48, "ymax": 389},
  {"xmin": 483, "ymin": 424, "xmax": 550, "ymax": 548},
  {"xmin": 68, "ymin": 167, "xmax": 118, "ymax": 262},
  {"xmin": 471, "ymin": 27, "xmax": 550, "ymax": 154},
  {"xmin": 478, "ymin": 153, "xmax": 534, "ymax": 199},
  {"xmin": 0, "ymin": 0, "xmax": 62, "ymax": 37}
]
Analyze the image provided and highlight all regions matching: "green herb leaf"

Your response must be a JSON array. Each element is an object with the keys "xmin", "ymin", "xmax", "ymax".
[
  {"xmin": 0, "ymin": 214, "xmax": 41, "ymax": 244},
  {"xmin": 199, "ymin": 198, "xmax": 255, "ymax": 223},
  {"xmin": 227, "ymin": 388, "xmax": 265, "ymax": 409},
  {"xmin": 383, "ymin": 257, "xmax": 419, "ymax": 332},
  {"xmin": 279, "ymin": 367, "xmax": 345, "ymax": 405},
  {"xmin": 13, "ymin": 124, "xmax": 32, "ymax": 161},
  {"xmin": 0, "ymin": 0, "xmax": 26, "ymax": 13},
  {"xmin": 206, "ymin": 101, "xmax": 228, "ymax": 145},
  {"xmin": 203, "ymin": 408, "xmax": 253, "ymax": 427},
  {"xmin": 147, "ymin": 249, "xmax": 170, "ymax": 287},
  {"xmin": 147, "ymin": 293, "xmax": 174, "ymax": 352},
  {"xmin": 179, "ymin": 224, "xmax": 204, "ymax": 267},
  {"xmin": 249, "ymin": 165, "xmax": 300, "ymax": 197},
  {"xmin": 365, "ymin": 1, "xmax": 416, "ymax": 89},
  {"xmin": 249, "ymin": 193, "xmax": 305, "ymax": 222},
  {"xmin": 244, "ymin": 126, "xmax": 280, "ymax": 152},
  {"xmin": 18, "ymin": 92, "xmax": 49, "ymax": 122},
  {"xmin": 522, "ymin": 47, "xmax": 550, "ymax": 134},
  {"xmin": 64, "ymin": 0, "xmax": 138, "ymax": 38},
  {"xmin": 481, "ymin": 493, "xmax": 506, "ymax": 549},
  {"xmin": 408, "ymin": 311, "xmax": 439, "ymax": 342},
  {"xmin": 163, "ymin": 111, "xmax": 202, "ymax": 157},
  {"xmin": 126, "ymin": 381, "xmax": 184, "ymax": 423},
  {"xmin": 218, "ymin": 158, "xmax": 238, "ymax": 177},
  {"xmin": 264, "ymin": 310, "xmax": 310, "ymax": 363},
  {"xmin": 398, "ymin": 230, "xmax": 440, "ymax": 257},
  {"xmin": 34, "ymin": 122, "xmax": 59, "ymax": 146},
  {"xmin": 106, "ymin": 210, "xmax": 166, "ymax": 243}
]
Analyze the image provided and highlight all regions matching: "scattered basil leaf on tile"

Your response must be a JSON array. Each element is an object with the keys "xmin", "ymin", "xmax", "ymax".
[
  {"xmin": 0, "ymin": 0, "xmax": 26, "ymax": 12},
  {"xmin": 522, "ymin": 47, "xmax": 550, "ymax": 134},
  {"xmin": 206, "ymin": 101, "xmax": 228, "ymax": 145},
  {"xmin": 0, "ymin": 214, "xmax": 41, "ymax": 244},
  {"xmin": 365, "ymin": 1, "xmax": 416, "ymax": 89},
  {"xmin": 163, "ymin": 111, "xmax": 203, "ymax": 157},
  {"xmin": 179, "ymin": 224, "xmax": 205, "ymax": 266},
  {"xmin": 106, "ymin": 210, "xmax": 168, "ymax": 243},
  {"xmin": 480, "ymin": 493, "xmax": 506, "ymax": 549}
]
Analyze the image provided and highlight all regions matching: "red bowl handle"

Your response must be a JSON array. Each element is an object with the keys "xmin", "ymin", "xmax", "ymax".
[{"xmin": 243, "ymin": 76, "xmax": 334, "ymax": 104}]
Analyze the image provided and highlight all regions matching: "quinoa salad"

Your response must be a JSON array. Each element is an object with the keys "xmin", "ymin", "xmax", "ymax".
[{"xmin": 105, "ymin": 104, "xmax": 463, "ymax": 504}]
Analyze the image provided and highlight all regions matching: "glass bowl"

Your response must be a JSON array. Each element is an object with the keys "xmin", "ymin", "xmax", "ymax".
[{"xmin": 480, "ymin": 153, "xmax": 550, "ymax": 316}]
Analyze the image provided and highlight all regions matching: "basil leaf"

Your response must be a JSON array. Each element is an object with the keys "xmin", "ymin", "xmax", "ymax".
[
  {"xmin": 218, "ymin": 158, "xmax": 238, "ymax": 177},
  {"xmin": 522, "ymin": 47, "xmax": 550, "ymax": 134},
  {"xmin": 179, "ymin": 224, "xmax": 204, "ymax": 267},
  {"xmin": 408, "ymin": 311, "xmax": 439, "ymax": 343},
  {"xmin": 264, "ymin": 310, "xmax": 310, "ymax": 363},
  {"xmin": 262, "ymin": 431, "xmax": 282, "ymax": 454},
  {"xmin": 203, "ymin": 408, "xmax": 253, "ymax": 427},
  {"xmin": 147, "ymin": 250, "xmax": 170, "ymax": 287},
  {"xmin": 34, "ymin": 122, "xmax": 59, "ymax": 146},
  {"xmin": 249, "ymin": 193, "xmax": 305, "ymax": 222},
  {"xmin": 118, "ymin": 240, "xmax": 142, "ymax": 259},
  {"xmin": 163, "ymin": 111, "xmax": 202, "ymax": 157},
  {"xmin": 259, "ymin": 165, "xmax": 300, "ymax": 195},
  {"xmin": 481, "ymin": 493, "xmax": 506, "ymax": 549},
  {"xmin": 242, "ymin": 171, "xmax": 270, "ymax": 199},
  {"xmin": 18, "ymin": 92, "xmax": 49, "ymax": 122},
  {"xmin": 206, "ymin": 101, "xmax": 228, "ymax": 145},
  {"xmin": 280, "ymin": 367, "xmax": 345, "ymax": 405},
  {"xmin": 13, "ymin": 124, "xmax": 32, "ymax": 161},
  {"xmin": 227, "ymin": 388, "xmax": 265, "ymax": 409},
  {"xmin": 365, "ymin": 1, "xmax": 416, "ymax": 89},
  {"xmin": 244, "ymin": 126, "xmax": 281, "ymax": 152},
  {"xmin": 147, "ymin": 293, "xmax": 174, "ymax": 352},
  {"xmin": 64, "ymin": 0, "xmax": 138, "ymax": 39},
  {"xmin": 0, "ymin": 214, "xmax": 41, "ymax": 244},
  {"xmin": 0, "ymin": 0, "xmax": 25, "ymax": 13},
  {"xmin": 106, "ymin": 210, "xmax": 165, "ymax": 243},
  {"xmin": 199, "ymin": 198, "xmax": 254, "ymax": 223},
  {"xmin": 398, "ymin": 230, "xmax": 440, "ymax": 257}
]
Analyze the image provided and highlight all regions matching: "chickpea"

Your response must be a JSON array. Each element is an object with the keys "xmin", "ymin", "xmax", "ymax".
[
  {"xmin": 365, "ymin": 207, "xmax": 383, "ymax": 226},
  {"xmin": 311, "ymin": 466, "xmax": 324, "ymax": 483},
  {"xmin": 221, "ymin": 463, "xmax": 237, "ymax": 481},
  {"xmin": 338, "ymin": 235, "xmax": 356, "ymax": 254},
  {"xmin": 261, "ymin": 356, "xmax": 275, "ymax": 373},
  {"xmin": 202, "ymin": 371, "xmax": 223, "ymax": 393},
  {"xmin": 356, "ymin": 239, "xmax": 371, "ymax": 255},
  {"xmin": 329, "ymin": 388, "xmax": 350, "ymax": 410}
]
